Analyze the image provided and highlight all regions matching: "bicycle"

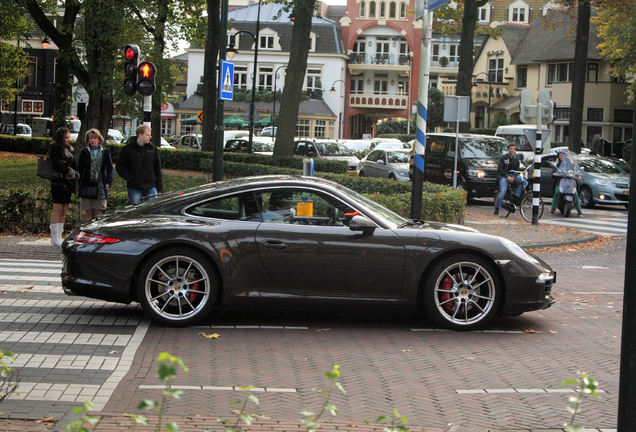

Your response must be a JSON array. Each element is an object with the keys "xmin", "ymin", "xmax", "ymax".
[{"xmin": 494, "ymin": 169, "xmax": 545, "ymax": 222}]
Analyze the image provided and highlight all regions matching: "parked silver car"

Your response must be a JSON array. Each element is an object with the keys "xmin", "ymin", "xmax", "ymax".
[
  {"xmin": 293, "ymin": 139, "xmax": 360, "ymax": 174},
  {"xmin": 175, "ymin": 134, "xmax": 202, "ymax": 150},
  {"xmin": 359, "ymin": 149, "xmax": 410, "ymax": 181}
]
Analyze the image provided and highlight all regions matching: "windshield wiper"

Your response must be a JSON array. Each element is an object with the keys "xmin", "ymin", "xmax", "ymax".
[{"xmin": 397, "ymin": 219, "xmax": 429, "ymax": 228}]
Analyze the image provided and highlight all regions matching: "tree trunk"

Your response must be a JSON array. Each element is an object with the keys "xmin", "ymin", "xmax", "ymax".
[
  {"xmin": 201, "ymin": 0, "xmax": 221, "ymax": 152},
  {"xmin": 273, "ymin": 0, "xmax": 315, "ymax": 160},
  {"xmin": 456, "ymin": 0, "xmax": 483, "ymax": 132},
  {"xmin": 568, "ymin": 0, "xmax": 590, "ymax": 153}
]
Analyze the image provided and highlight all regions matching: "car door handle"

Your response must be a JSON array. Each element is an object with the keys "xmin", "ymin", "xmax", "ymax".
[{"xmin": 260, "ymin": 240, "xmax": 288, "ymax": 249}]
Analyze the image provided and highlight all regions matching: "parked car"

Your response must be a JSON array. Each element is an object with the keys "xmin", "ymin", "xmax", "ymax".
[
  {"xmin": 175, "ymin": 134, "xmax": 202, "ymax": 150},
  {"xmin": 224, "ymin": 138, "xmax": 274, "ymax": 156},
  {"xmin": 0, "ymin": 123, "xmax": 32, "ymax": 137},
  {"xmin": 61, "ymin": 175, "xmax": 555, "ymax": 330},
  {"xmin": 293, "ymin": 139, "xmax": 360, "ymax": 174},
  {"xmin": 369, "ymin": 138, "xmax": 405, "ymax": 151},
  {"xmin": 359, "ymin": 149, "xmax": 410, "ymax": 181},
  {"xmin": 539, "ymin": 153, "xmax": 630, "ymax": 208},
  {"xmin": 158, "ymin": 137, "xmax": 175, "ymax": 149},
  {"xmin": 224, "ymin": 130, "xmax": 250, "ymax": 145},
  {"xmin": 340, "ymin": 139, "xmax": 374, "ymax": 152},
  {"xmin": 422, "ymin": 133, "xmax": 509, "ymax": 200},
  {"xmin": 495, "ymin": 124, "xmax": 552, "ymax": 165},
  {"xmin": 106, "ymin": 129, "xmax": 125, "ymax": 144},
  {"xmin": 259, "ymin": 126, "xmax": 277, "ymax": 137}
]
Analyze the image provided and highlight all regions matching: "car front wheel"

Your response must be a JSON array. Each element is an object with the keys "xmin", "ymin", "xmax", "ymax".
[
  {"xmin": 423, "ymin": 254, "xmax": 501, "ymax": 330},
  {"xmin": 579, "ymin": 186, "xmax": 594, "ymax": 208},
  {"xmin": 137, "ymin": 248, "xmax": 217, "ymax": 326}
]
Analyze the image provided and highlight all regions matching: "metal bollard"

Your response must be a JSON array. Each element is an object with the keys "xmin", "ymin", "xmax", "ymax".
[{"xmin": 302, "ymin": 158, "xmax": 314, "ymax": 176}]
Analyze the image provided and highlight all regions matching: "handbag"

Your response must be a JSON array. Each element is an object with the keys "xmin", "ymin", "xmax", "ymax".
[
  {"xmin": 79, "ymin": 184, "xmax": 98, "ymax": 199},
  {"xmin": 36, "ymin": 155, "xmax": 59, "ymax": 180}
]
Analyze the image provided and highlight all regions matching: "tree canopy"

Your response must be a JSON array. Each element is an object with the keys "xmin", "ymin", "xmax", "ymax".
[{"xmin": 0, "ymin": 0, "xmax": 31, "ymax": 102}]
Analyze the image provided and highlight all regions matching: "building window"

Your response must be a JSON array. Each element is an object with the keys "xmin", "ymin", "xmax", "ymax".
[
  {"xmin": 353, "ymin": 38, "xmax": 366, "ymax": 54},
  {"xmin": 379, "ymin": 1, "xmax": 386, "ymax": 18},
  {"xmin": 259, "ymin": 35, "xmax": 274, "ymax": 49},
  {"xmin": 511, "ymin": 7, "xmax": 525, "ymax": 22},
  {"xmin": 488, "ymin": 58, "xmax": 504, "ymax": 83},
  {"xmin": 351, "ymin": 78, "xmax": 364, "ymax": 94},
  {"xmin": 587, "ymin": 62, "xmax": 599, "ymax": 82},
  {"xmin": 258, "ymin": 66, "xmax": 273, "ymax": 90},
  {"xmin": 161, "ymin": 118, "xmax": 174, "ymax": 136},
  {"xmin": 33, "ymin": 101, "xmax": 44, "ymax": 113},
  {"xmin": 508, "ymin": 1, "xmax": 529, "ymax": 23},
  {"xmin": 478, "ymin": 4, "xmax": 490, "ymax": 23},
  {"xmin": 432, "ymin": 44, "xmax": 439, "ymax": 62},
  {"xmin": 22, "ymin": 57, "xmax": 37, "ymax": 87},
  {"xmin": 547, "ymin": 62, "xmax": 573, "ymax": 84},
  {"xmin": 234, "ymin": 65, "xmax": 248, "ymax": 90},
  {"xmin": 296, "ymin": 119, "xmax": 310, "ymax": 137},
  {"xmin": 180, "ymin": 115, "xmax": 196, "ymax": 134},
  {"xmin": 359, "ymin": 1, "xmax": 365, "ymax": 16},
  {"xmin": 306, "ymin": 68, "xmax": 322, "ymax": 91},
  {"xmin": 389, "ymin": 1, "xmax": 396, "ymax": 18},
  {"xmin": 587, "ymin": 107, "xmax": 604, "ymax": 122},
  {"xmin": 400, "ymin": 2, "xmax": 406, "ymax": 18},
  {"xmin": 555, "ymin": 107, "xmax": 570, "ymax": 120},
  {"xmin": 369, "ymin": 1, "xmax": 376, "ymax": 17},
  {"xmin": 586, "ymin": 126, "xmax": 602, "ymax": 146},
  {"xmin": 449, "ymin": 45, "xmax": 458, "ymax": 63},
  {"xmin": 374, "ymin": 73, "xmax": 388, "ymax": 94},
  {"xmin": 397, "ymin": 80, "xmax": 408, "ymax": 95},
  {"xmin": 314, "ymin": 120, "xmax": 326, "ymax": 138},
  {"xmin": 516, "ymin": 66, "xmax": 527, "ymax": 88},
  {"xmin": 614, "ymin": 109, "xmax": 633, "ymax": 123}
]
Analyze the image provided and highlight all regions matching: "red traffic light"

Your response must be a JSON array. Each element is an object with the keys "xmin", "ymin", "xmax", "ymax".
[
  {"xmin": 138, "ymin": 62, "xmax": 155, "ymax": 79},
  {"xmin": 124, "ymin": 44, "xmax": 139, "ymax": 62}
]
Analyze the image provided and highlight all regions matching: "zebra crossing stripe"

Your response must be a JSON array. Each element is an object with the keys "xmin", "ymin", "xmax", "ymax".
[
  {"xmin": 11, "ymin": 353, "xmax": 119, "ymax": 370},
  {"xmin": 0, "ymin": 298, "xmax": 106, "ymax": 307},
  {"xmin": 0, "ymin": 312, "xmax": 141, "ymax": 325},
  {"xmin": 0, "ymin": 259, "xmax": 61, "ymax": 267},
  {"xmin": 0, "ymin": 330, "xmax": 132, "ymax": 346}
]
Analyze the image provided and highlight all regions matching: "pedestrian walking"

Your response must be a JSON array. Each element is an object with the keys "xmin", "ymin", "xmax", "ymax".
[
  {"xmin": 116, "ymin": 125, "xmax": 163, "ymax": 205},
  {"xmin": 48, "ymin": 127, "xmax": 79, "ymax": 246},
  {"xmin": 77, "ymin": 128, "xmax": 114, "ymax": 220}
]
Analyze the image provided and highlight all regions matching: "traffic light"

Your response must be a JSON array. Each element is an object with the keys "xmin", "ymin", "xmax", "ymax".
[
  {"xmin": 137, "ymin": 61, "xmax": 156, "ymax": 96},
  {"xmin": 124, "ymin": 44, "xmax": 140, "ymax": 95}
]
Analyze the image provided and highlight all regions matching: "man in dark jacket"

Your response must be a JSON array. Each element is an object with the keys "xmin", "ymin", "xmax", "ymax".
[
  {"xmin": 494, "ymin": 143, "xmax": 527, "ymax": 215},
  {"xmin": 116, "ymin": 125, "xmax": 163, "ymax": 204}
]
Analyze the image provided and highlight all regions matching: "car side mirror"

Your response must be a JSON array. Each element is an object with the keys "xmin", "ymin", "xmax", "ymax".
[
  {"xmin": 349, "ymin": 215, "xmax": 375, "ymax": 234},
  {"xmin": 377, "ymin": 159, "xmax": 385, "ymax": 164}
]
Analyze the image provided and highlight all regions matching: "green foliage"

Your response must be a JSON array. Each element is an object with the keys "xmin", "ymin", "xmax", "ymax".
[
  {"xmin": 470, "ymin": 128, "xmax": 496, "ymax": 136},
  {"xmin": 0, "ymin": 349, "xmax": 18, "ymax": 403},
  {"xmin": 301, "ymin": 365, "xmax": 346, "ymax": 432},
  {"xmin": 64, "ymin": 401, "xmax": 99, "ymax": 432},
  {"xmin": 220, "ymin": 386, "xmax": 260, "ymax": 432},
  {"xmin": 561, "ymin": 372, "xmax": 600, "ymax": 432},
  {"xmin": 0, "ymin": 0, "xmax": 31, "ymax": 101},
  {"xmin": 369, "ymin": 409, "xmax": 409, "ymax": 432}
]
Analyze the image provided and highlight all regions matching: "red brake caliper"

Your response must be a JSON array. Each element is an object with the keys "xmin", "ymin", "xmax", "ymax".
[
  {"xmin": 440, "ymin": 276, "xmax": 454, "ymax": 311},
  {"xmin": 188, "ymin": 282, "xmax": 199, "ymax": 303}
]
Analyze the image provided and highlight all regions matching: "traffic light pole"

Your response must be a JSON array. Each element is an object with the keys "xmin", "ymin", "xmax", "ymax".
[
  {"xmin": 410, "ymin": 6, "xmax": 432, "ymax": 220},
  {"xmin": 143, "ymin": 96, "xmax": 152, "ymax": 127},
  {"xmin": 532, "ymin": 103, "xmax": 542, "ymax": 225}
]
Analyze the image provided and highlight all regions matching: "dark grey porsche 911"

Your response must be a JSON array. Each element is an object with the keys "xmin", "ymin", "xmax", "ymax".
[{"xmin": 61, "ymin": 175, "xmax": 555, "ymax": 330}]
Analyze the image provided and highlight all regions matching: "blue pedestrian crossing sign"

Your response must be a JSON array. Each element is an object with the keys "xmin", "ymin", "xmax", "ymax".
[{"xmin": 220, "ymin": 60, "xmax": 234, "ymax": 101}]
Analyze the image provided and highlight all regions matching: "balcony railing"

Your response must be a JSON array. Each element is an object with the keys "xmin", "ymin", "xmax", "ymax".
[
  {"xmin": 349, "ymin": 53, "xmax": 411, "ymax": 66},
  {"xmin": 349, "ymin": 93, "xmax": 409, "ymax": 109}
]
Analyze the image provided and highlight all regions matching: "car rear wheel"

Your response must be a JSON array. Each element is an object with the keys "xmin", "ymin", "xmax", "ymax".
[
  {"xmin": 137, "ymin": 248, "xmax": 217, "ymax": 326},
  {"xmin": 423, "ymin": 254, "xmax": 501, "ymax": 330},
  {"xmin": 359, "ymin": 170, "xmax": 365, "ymax": 177},
  {"xmin": 579, "ymin": 186, "xmax": 594, "ymax": 208}
]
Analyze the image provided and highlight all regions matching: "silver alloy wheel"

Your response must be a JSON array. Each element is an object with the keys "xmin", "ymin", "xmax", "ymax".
[
  {"xmin": 433, "ymin": 261, "xmax": 496, "ymax": 326},
  {"xmin": 579, "ymin": 187, "xmax": 592, "ymax": 208},
  {"xmin": 144, "ymin": 254, "xmax": 211, "ymax": 322}
]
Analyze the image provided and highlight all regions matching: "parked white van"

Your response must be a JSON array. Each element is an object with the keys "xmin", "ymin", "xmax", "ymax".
[{"xmin": 495, "ymin": 124, "xmax": 553, "ymax": 165}]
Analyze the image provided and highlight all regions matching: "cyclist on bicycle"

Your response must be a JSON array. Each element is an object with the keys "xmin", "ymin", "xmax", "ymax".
[{"xmin": 494, "ymin": 143, "xmax": 528, "ymax": 215}]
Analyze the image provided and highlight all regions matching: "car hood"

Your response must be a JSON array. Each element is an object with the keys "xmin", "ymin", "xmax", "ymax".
[
  {"xmin": 391, "ymin": 163, "xmax": 410, "ymax": 171},
  {"xmin": 585, "ymin": 172, "xmax": 630, "ymax": 182},
  {"xmin": 324, "ymin": 155, "xmax": 360, "ymax": 164},
  {"xmin": 463, "ymin": 158, "xmax": 499, "ymax": 169}
]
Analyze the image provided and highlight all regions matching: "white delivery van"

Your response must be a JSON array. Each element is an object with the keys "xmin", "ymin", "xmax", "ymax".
[{"xmin": 495, "ymin": 124, "xmax": 552, "ymax": 165}]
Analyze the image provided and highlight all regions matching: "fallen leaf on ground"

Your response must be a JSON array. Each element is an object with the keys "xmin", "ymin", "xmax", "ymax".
[
  {"xmin": 18, "ymin": 286, "xmax": 34, "ymax": 292},
  {"xmin": 108, "ymin": 350, "xmax": 118, "ymax": 354},
  {"xmin": 316, "ymin": 328, "xmax": 331, "ymax": 332},
  {"xmin": 402, "ymin": 349, "xmax": 412, "ymax": 353},
  {"xmin": 549, "ymin": 330, "xmax": 558, "ymax": 334},
  {"xmin": 199, "ymin": 332, "xmax": 220, "ymax": 339},
  {"xmin": 36, "ymin": 417, "xmax": 56, "ymax": 424},
  {"xmin": 524, "ymin": 329, "xmax": 541, "ymax": 333}
]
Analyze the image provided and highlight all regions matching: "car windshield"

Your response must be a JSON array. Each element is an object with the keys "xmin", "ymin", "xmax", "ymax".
[
  {"xmin": 460, "ymin": 137, "xmax": 507, "ymax": 159},
  {"xmin": 333, "ymin": 184, "xmax": 407, "ymax": 227},
  {"xmin": 253, "ymin": 141, "xmax": 273, "ymax": 152},
  {"xmin": 497, "ymin": 134, "xmax": 534, "ymax": 152},
  {"xmin": 387, "ymin": 151, "xmax": 410, "ymax": 164},
  {"xmin": 579, "ymin": 156, "xmax": 625, "ymax": 174},
  {"xmin": 316, "ymin": 142, "xmax": 354, "ymax": 156},
  {"xmin": 69, "ymin": 120, "xmax": 81, "ymax": 133}
]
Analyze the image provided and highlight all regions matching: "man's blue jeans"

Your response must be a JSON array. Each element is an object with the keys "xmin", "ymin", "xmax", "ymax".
[
  {"xmin": 495, "ymin": 176, "xmax": 527, "ymax": 209},
  {"xmin": 127, "ymin": 187, "xmax": 158, "ymax": 205}
]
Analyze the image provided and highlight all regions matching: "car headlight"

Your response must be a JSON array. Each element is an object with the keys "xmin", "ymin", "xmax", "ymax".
[
  {"xmin": 595, "ymin": 179, "xmax": 615, "ymax": 187},
  {"xmin": 397, "ymin": 170, "xmax": 409, "ymax": 176},
  {"xmin": 468, "ymin": 169, "xmax": 486, "ymax": 178},
  {"xmin": 500, "ymin": 238, "xmax": 539, "ymax": 265}
]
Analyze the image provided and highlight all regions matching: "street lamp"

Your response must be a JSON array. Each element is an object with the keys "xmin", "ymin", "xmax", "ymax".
[
  {"xmin": 472, "ymin": 71, "xmax": 492, "ymax": 128},
  {"xmin": 272, "ymin": 65, "xmax": 286, "ymax": 126},
  {"xmin": 226, "ymin": 0, "xmax": 261, "ymax": 153},
  {"xmin": 329, "ymin": 79, "xmax": 345, "ymax": 139}
]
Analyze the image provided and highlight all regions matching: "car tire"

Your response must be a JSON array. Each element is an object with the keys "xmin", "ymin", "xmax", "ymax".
[
  {"xmin": 388, "ymin": 173, "xmax": 396, "ymax": 180},
  {"xmin": 579, "ymin": 186, "xmax": 594, "ymax": 208},
  {"xmin": 137, "ymin": 247, "xmax": 217, "ymax": 326},
  {"xmin": 422, "ymin": 254, "xmax": 501, "ymax": 330},
  {"xmin": 359, "ymin": 170, "xmax": 365, "ymax": 177}
]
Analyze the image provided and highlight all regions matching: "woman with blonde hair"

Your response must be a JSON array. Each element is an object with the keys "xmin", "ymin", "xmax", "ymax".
[{"xmin": 77, "ymin": 128, "xmax": 114, "ymax": 220}]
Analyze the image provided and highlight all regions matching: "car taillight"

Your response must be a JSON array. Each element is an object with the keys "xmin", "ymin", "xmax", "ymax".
[{"xmin": 74, "ymin": 231, "xmax": 120, "ymax": 243}]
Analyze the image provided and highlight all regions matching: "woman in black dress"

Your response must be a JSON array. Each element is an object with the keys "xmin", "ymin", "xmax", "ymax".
[{"xmin": 48, "ymin": 127, "xmax": 78, "ymax": 246}]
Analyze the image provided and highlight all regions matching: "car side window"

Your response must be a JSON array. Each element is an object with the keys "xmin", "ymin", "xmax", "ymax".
[
  {"xmin": 427, "ymin": 137, "xmax": 447, "ymax": 157},
  {"xmin": 294, "ymin": 142, "xmax": 306, "ymax": 156},
  {"xmin": 367, "ymin": 150, "xmax": 380, "ymax": 161},
  {"xmin": 258, "ymin": 188, "xmax": 356, "ymax": 227},
  {"xmin": 187, "ymin": 192, "xmax": 262, "ymax": 222},
  {"xmin": 306, "ymin": 143, "xmax": 317, "ymax": 157},
  {"xmin": 377, "ymin": 151, "xmax": 386, "ymax": 163}
]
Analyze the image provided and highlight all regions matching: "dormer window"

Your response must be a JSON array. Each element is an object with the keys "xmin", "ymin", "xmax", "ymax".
[
  {"xmin": 478, "ymin": 3, "xmax": 490, "ymax": 23},
  {"xmin": 256, "ymin": 28, "xmax": 281, "ymax": 51},
  {"xmin": 508, "ymin": 0, "xmax": 529, "ymax": 23}
]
